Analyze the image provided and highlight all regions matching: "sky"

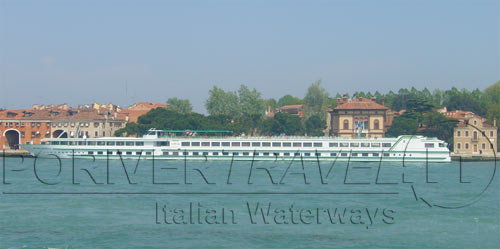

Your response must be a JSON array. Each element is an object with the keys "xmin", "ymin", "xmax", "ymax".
[{"xmin": 0, "ymin": 0, "xmax": 499, "ymax": 113}]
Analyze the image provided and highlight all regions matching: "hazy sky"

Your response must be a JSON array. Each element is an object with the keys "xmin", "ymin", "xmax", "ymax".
[{"xmin": 1, "ymin": 0, "xmax": 499, "ymax": 113}]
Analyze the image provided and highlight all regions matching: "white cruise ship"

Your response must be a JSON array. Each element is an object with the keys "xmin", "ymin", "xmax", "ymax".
[{"xmin": 21, "ymin": 129, "xmax": 451, "ymax": 162}]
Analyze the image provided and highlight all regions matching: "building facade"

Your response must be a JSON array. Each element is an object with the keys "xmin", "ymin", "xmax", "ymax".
[
  {"xmin": 0, "ymin": 110, "xmax": 52, "ymax": 149},
  {"xmin": 453, "ymin": 114, "xmax": 497, "ymax": 156},
  {"xmin": 329, "ymin": 96, "xmax": 391, "ymax": 138}
]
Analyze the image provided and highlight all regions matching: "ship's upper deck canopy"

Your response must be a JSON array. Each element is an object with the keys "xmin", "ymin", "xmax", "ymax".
[{"xmin": 144, "ymin": 129, "xmax": 233, "ymax": 138}]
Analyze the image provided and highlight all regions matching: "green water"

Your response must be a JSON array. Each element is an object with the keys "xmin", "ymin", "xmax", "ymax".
[{"xmin": 0, "ymin": 157, "xmax": 498, "ymax": 248}]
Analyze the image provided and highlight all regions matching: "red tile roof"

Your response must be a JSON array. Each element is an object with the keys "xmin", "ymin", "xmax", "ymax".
[{"xmin": 335, "ymin": 97, "xmax": 388, "ymax": 110}]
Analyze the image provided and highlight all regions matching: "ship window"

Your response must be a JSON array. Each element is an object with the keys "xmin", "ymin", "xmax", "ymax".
[
  {"xmin": 116, "ymin": 142, "xmax": 125, "ymax": 146},
  {"xmin": 371, "ymin": 143, "xmax": 381, "ymax": 147},
  {"xmin": 350, "ymin": 143, "xmax": 359, "ymax": 147},
  {"xmin": 163, "ymin": 152, "xmax": 169, "ymax": 156},
  {"xmin": 304, "ymin": 152, "xmax": 311, "ymax": 156},
  {"xmin": 97, "ymin": 141, "xmax": 105, "ymax": 146},
  {"xmin": 315, "ymin": 152, "xmax": 321, "ymax": 156},
  {"xmin": 107, "ymin": 141, "xmax": 115, "ymax": 146},
  {"xmin": 351, "ymin": 153, "xmax": 358, "ymax": 156},
  {"xmin": 303, "ymin": 142, "xmax": 312, "ymax": 147},
  {"xmin": 313, "ymin": 142, "xmax": 322, "ymax": 147},
  {"xmin": 243, "ymin": 152, "xmax": 249, "ymax": 156},
  {"xmin": 156, "ymin": 141, "xmax": 169, "ymax": 147},
  {"xmin": 193, "ymin": 152, "xmax": 199, "ymax": 156},
  {"xmin": 213, "ymin": 152, "xmax": 219, "ymax": 156},
  {"xmin": 340, "ymin": 143, "xmax": 349, "ymax": 147},
  {"xmin": 284, "ymin": 152, "xmax": 290, "ymax": 156},
  {"xmin": 146, "ymin": 152, "xmax": 152, "ymax": 155},
  {"xmin": 59, "ymin": 141, "xmax": 68, "ymax": 145},
  {"xmin": 126, "ymin": 142, "xmax": 134, "ymax": 146},
  {"xmin": 254, "ymin": 152, "xmax": 259, "ymax": 156},
  {"xmin": 211, "ymin": 142, "xmax": 220, "ymax": 146},
  {"xmin": 252, "ymin": 142, "xmax": 261, "ymax": 147},
  {"xmin": 273, "ymin": 152, "xmax": 279, "ymax": 156},
  {"xmin": 372, "ymin": 153, "xmax": 379, "ymax": 157},
  {"xmin": 78, "ymin": 141, "xmax": 85, "ymax": 145},
  {"xmin": 362, "ymin": 153, "xmax": 368, "ymax": 157},
  {"xmin": 87, "ymin": 141, "xmax": 96, "ymax": 145},
  {"xmin": 424, "ymin": 143, "xmax": 434, "ymax": 148},
  {"xmin": 293, "ymin": 142, "xmax": 301, "ymax": 147},
  {"xmin": 183, "ymin": 151, "xmax": 189, "ymax": 155},
  {"xmin": 361, "ymin": 143, "xmax": 370, "ymax": 147},
  {"xmin": 329, "ymin": 142, "xmax": 338, "ymax": 147},
  {"xmin": 116, "ymin": 151, "xmax": 122, "ymax": 155},
  {"xmin": 283, "ymin": 142, "xmax": 291, "ymax": 147},
  {"xmin": 340, "ymin": 153, "xmax": 348, "ymax": 156},
  {"xmin": 382, "ymin": 143, "xmax": 391, "ymax": 148},
  {"xmin": 192, "ymin": 142, "xmax": 200, "ymax": 146},
  {"xmin": 263, "ymin": 152, "xmax": 269, "ymax": 156},
  {"xmin": 203, "ymin": 152, "xmax": 209, "ymax": 156},
  {"xmin": 439, "ymin": 143, "xmax": 445, "ymax": 148},
  {"xmin": 272, "ymin": 142, "xmax": 281, "ymax": 147},
  {"xmin": 222, "ymin": 142, "xmax": 230, "ymax": 146},
  {"xmin": 223, "ymin": 152, "xmax": 229, "ymax": 156},
  {"xmin": 383, "ymin": 153, "xmax": 390, "ymax": 157},
  {"xmin": 232, "ymin": 152, "xmax": 239, "ymax": 156},
  {"xmin": 232, "ymin": 142, "xmax": 240, "ymax": 147},
  {"xmin": 181, "ymin": 142, "xmax": 190, "ymax": 146},
  {"xmin": 202, "ymin": 142, "xmax": 210, "ymax": 146},
  {"xmin": 88, "ymin": 151, "xmax": 94, "ymax": 155},
  {"xmin": 330, "ymin": 152, "xmax": 337, "ymax": 156},
  {"xmin": 125, "ymin": 151, "xmax": 132, "ymax": 155},
  {"xmin": 173, "ymin": 152, "xmax": 179, "ymax": 156},
  {"xmin": 294, "ymin": 152, "xmax": 300, "ymax": 156},
  {"xmin": 242, "ymin": 142, "xmax": 250, "ymax": 147},
  {"xmin": 262, "ymin": 142, "xmax": 271, "ymax": 147},
  {"xmin": 51, "ymin": 141, "xmax": 60, "ymax": 145}
]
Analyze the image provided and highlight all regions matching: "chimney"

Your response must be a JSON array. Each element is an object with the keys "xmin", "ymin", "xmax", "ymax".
[
  {"xmin": 381, "ymin": 98, "xmax": 385, "ymax": 106},
  {"xmin": 342, "ymin": 94, "xmax": 348, "ymax": 103}
]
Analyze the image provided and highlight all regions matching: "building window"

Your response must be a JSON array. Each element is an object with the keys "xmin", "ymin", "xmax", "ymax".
[
  {"xmin": 95, "ymin": 131, "xmax": 98, "ymax": 137},
  {"xmin": 457, "ymin": 143, "xmax": 461, "ymax": 149},
  {"xmin": 343, "ymin": 120, "xmax": 349, "ymax": 130},
  {"xmin": 374, "ymin": 120, "xmax": 379, "ymax": 130},
  {"xmin": 103, "ymin": 131, "xmax": 106, "ymax": 137},
  {"xmin": 457, "ymin": 131, "xmax": 461, "ymax": 137},
  {"xmin": 473, "ymin": 120, "xmax": 477, "ymax": 126},
  {"xmin": 482, "ymin": 143, "xmax": 486, "ymax": 150},
  {"xmin": 465, "ymin": 143, "xmax": 469, "ymax": 149},
  {"xmin": 490, "ymin": 131, "xmax": 494, "ymax": 137},
  {"xmin": 465, "ymin": 131, "xmax": 469, "ymax": 137}
]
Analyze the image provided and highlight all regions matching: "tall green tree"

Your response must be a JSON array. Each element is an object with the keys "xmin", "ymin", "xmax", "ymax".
[
  {"xmin": 166, "ymin": 97, "xmax": 192, "ymax": 114},
  {"xmin": 238, "ymin": 85, "xmax": 266, "ymax": 116},
  {"xmin": 303, "ymin": 80, "xmax": 329, "ymax": 119},
  {"xmin": 205, "ymin": 86, "xmax": 240, "ymax": 117},
  {"xmin": 277, "ymin": 94, "xmax": 303, "ymax": 107},
  {"xmin": 305, "ymin": 114, "xmax": 325, "ymax": 136}
]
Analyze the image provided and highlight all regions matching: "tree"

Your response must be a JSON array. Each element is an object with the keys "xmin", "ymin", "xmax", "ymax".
[
  {"xmin": 258, "ymin": 113, "xmax": 303, "ymax": 135},
  {"xmin": 305, "ymin": 115, "xmax": 325, "ymax": 136},
  {"xmin": 166, "ymin": 98, "xmax": 192, "ymax": 114},
  {"xmin": 303, "ymin": 80, "xmax": 329, "ymax": 119},
  {"xmin": 386, "ymin": 114, "xmax": 418, "ymax": 137},
  {"xmin": 238, "ymin": 85, "xmax": 266, "ymax": 116},
  {"xmin": 277, "ymin": 95, "xmax": 303, "ymax": 107},
  {"xmin": 205, "ymin": 86, "xmax": 240, "ymax": 117}
]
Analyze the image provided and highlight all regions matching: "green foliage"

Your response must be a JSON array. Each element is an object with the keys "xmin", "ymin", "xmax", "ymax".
[
  {"xmin": 259, "ymin": 113, "xmax": 304, "ymax": 136},
  {"xmin": 277, "ymin": 95, "xmax": 303, "ymax": 107},
  {"xmin": 166, "ymin": 97, "xmax": 192, "ymax": 114},
  {"xmin": 303, "ymin": 80, "xmax": 329, "ymax": 119},
  {"xmin": 305, "ymin": 115, "xmax": 325, "ymax": 136},
  {"xmin": 238, "ymin": 85, "xmax": 266, "ymax": 116},
  {"xmin": 205, "ymin": 86, "xmax": 240, "ymax": 117},
  {"xmin": 386, "ymin": 115, "xmax": 418, "ymax": 137}
]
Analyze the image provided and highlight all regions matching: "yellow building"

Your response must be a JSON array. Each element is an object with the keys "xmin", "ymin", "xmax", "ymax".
[
  {"xmin": 329, "ymin": 96, "xmax": 391, "ymax": 138},
  {"xmin": 453, "ymin": 113, "xmax": 497, "ymax": 156}
]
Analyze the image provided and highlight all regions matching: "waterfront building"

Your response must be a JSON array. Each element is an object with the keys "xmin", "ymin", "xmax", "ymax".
[
  {"xmin": 450, "ymin": 111, "xmax": 497, "ymax": 156},
  {"xmin": 329, "ymin": 95, "xmax": 394, "ymax": 138},
  {"xmin": 0, "ymin": 110, "xmax": 52, "ymax": 149}
]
